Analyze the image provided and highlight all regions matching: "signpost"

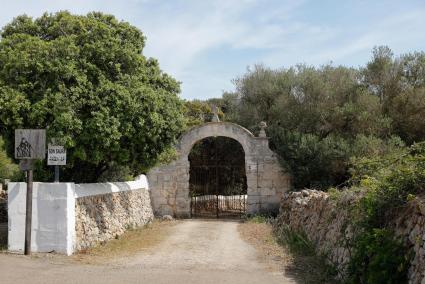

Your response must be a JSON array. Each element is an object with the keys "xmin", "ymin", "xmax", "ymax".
[
  {"xmin": 47, "ymin": 144, "xmax": 66, "ymax": 182},
  {"xmin": 15, "ymin": 129, "xmax": 46, "ymax": 255}
]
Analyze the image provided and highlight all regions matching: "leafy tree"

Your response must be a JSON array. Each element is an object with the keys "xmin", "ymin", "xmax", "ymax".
[
  {"xmin": 363, "ymin": 47, "xmax": 425, "ymax": 143},
  {"xmin": 184, "ymin": 99, "xmax": 224, "ymax": 128},
  {"xmin": 0, "ymin": 11, "xmax": 185, "ymax": 182},
  {"xmin": 216, "ymin": 47, "xmax": 425, "ymax": 189},
  {"xmin": 0, "ymin": 137, "xmax": 19, "ymax": 184}
]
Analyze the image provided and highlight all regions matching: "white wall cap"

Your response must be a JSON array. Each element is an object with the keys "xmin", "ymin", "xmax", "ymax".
[{"xmin": 74, "ymin": 175, "xmax": 149, "ymax": 198}]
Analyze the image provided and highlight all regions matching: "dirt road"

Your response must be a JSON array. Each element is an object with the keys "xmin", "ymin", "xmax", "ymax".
[{"xmin": 0, "ymin": 220, "xmax": 297, "ymax": 284}]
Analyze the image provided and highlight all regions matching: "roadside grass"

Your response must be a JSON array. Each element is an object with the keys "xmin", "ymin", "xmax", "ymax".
[
  {"xmin": 242, "ymin": 213, "xmax": 275, "ymax": 224},
  {"xmin": 240, "ymin": 215, "xmax": 339, "ymax": 284},
  {"xmin": 74, "ymin": 219, "xmax": 178, "ymax": 264},
  {"xmin": 273, "ymin": 223, "xmax": 339, "ymax": 284},
  {"xmin": 238, "ymin": 217, "xmax": 292, "ymax": 273}
]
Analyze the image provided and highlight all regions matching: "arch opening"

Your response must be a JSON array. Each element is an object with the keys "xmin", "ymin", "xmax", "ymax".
[{"xmin": 188, "ymin": 136, "xmax": 247, "ymax": 218}]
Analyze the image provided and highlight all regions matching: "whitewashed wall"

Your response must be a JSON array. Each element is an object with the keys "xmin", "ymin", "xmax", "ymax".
[{"xmin": 8, "ymin": 175, "xmax": 150, "ymax": 255}]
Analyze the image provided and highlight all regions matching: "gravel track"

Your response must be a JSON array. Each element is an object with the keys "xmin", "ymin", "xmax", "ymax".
[{"xmin": 0, "ymin": 219, "xmax": 296, "ymax": 284}]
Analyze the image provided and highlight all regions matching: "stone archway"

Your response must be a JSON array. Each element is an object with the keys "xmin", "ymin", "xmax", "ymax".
[{"xmin": 147, "ymin": 122, "xmax": 290, "ymax": 218}]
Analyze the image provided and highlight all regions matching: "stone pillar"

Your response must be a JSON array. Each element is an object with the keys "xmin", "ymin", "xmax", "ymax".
[{"xmin": 147, "ymin": 158, "xmax": 191, "ymax": 218}]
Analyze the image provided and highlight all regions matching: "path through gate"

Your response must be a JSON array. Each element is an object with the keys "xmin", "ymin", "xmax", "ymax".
[{"xmin": 189, "ymin": 137, "xmax": 247, "ymax": 218}]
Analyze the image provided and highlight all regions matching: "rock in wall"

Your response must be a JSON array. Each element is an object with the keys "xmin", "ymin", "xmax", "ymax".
[
  {"xmin": 276, "ymin": 190, "xmax": 354, "ymax": 276},
  {"xmin": 393, "ymin": 198, "xmax": 425, "ymax": 284},
  {"xmin": 276, "ymin": 189, "xmax": 425, "ymax": 284},
  {"xmin": 75, "ymin": 188, "xmax": 153, "ymax": 250},
  {"xmin": 0, "ymin": 185, "xmax": 6, "ymax": 223}
]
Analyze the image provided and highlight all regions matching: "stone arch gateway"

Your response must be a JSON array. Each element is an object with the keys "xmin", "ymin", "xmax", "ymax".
[{"xmin": 147, "ymin": 122, "xmax": 290, "ymax": 218}]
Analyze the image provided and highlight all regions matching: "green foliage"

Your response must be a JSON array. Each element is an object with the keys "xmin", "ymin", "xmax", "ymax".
[
  {"xmin": 274, "ymin": 224, "xmax": 316, "ymax": 256},
  {"xmin": 183, "ymin": 100, "xmax": 224, "ymax": 128},
  {"xmin": 269, "ymin": 127, "xmax": 351, "ymax": 189},
  {"xmin": 273, "ymin": 223, "xmax": 339, "ymax": 283},
  {"xmin": 230, "ymin": 63, "xmax": 391, "ymax": 138},
  {"xmin": 268, "ymin": 126, "xmax": 406, "ymax": 189},
  {"xmin": 352, "ymin": 142, "xmax": 425, "ymax": 228},
  {"xmin": 348, "ymin": 229, "xmax": 410, "ymax": 284},
  {"xmin": 0, "ymin": 11, "xmax": 185, "ymax": 182},
  {"xmin": 211, "ymin": 47, "xmax": 425, "ymax": 189},
  {"xmin": 155, "ymin": 146, "xmax": 178, "ymax": 166},
  {"xmin": 0, "ymin": 136, "xmax": 19, "ymax": 183},
  {"xmin": 343, "ymin": 143, "xmax": 424, "ymax": 283},
  {"xmin": 184, "ymin": 100, "xmax": 212, "ymax": 127},
  {"xmin": 244, "ymin": 214, "xmax": 271, "ymax": 224},
  {"xmin": 362, "ymin": 47, "xmax": 425, "ymax": 143}
]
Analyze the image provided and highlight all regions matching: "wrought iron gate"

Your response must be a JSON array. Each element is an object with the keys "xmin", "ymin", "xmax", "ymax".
[{"xmin": 189, "ymin": 164, "xmax": 247, "ymax": 218}]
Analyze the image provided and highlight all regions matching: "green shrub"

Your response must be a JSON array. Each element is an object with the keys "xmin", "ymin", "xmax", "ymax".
[
  {"xmin": 273, "ymin": 223, "xmax": 339, "ymax": 283},
  {"xmin": 245, "ymin": 214, "xmax": 269, "ymax": 224},
  {"xmin": 269, "ymin": 127, "xmax": 351, "ymax": 189},
  {"xmin": 0, "ymin": 136, "xmax": 19, "ymax": 183},
  {"xmin": 348, "ymin": 229, "xmax": 410, "ymax": 284},
  {"xmin": 274, "ymin": 224, "xmax": 316, "ymax": 256},
  {"xmin": 352, "ymin": 142, "xmax": 425, "ymax": 228},
  {"xmin": 345, "ymin": 142, "xmax": 424, "ymax": 283}
]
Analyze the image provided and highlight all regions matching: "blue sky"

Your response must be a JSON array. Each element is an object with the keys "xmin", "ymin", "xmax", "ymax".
[{"xmin": 0, "ymin": 0, "xmax": 424, "ymax": 100}]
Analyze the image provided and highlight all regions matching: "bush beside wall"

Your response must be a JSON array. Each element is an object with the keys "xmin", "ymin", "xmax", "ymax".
[{"xmin": 276, "ymin": 189, "xmax": 425, "ymax": 284}]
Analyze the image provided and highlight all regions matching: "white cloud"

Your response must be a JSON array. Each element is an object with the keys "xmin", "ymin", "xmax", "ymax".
[{"xmin": 0, "ymin": 0, "xmax": 424, "ymax": 99}]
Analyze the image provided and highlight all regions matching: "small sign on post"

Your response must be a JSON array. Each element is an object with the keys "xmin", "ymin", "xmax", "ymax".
[
  {"xmin": 15, "ymin": 129, "xmax": 46, "ymax": 256},
  {"xmin": 47, "ymin": 144, "xmax": 66, "ymax": 182},
  {"xmin": 15, "ymin": 129, "xmax": 46, "ymax": 159},
  {"xmin": 47, "ymin": 145, "xmax": 66, "ymax": 165}
]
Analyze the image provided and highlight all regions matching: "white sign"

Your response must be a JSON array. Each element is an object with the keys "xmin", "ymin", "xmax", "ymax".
[
  {"xmin": 47, "ymin": 145, "xmax": 66, "ymax": 166},
  {"xmin": 15, "ymin": 129, "xmax": 46, "ymax": 159}
]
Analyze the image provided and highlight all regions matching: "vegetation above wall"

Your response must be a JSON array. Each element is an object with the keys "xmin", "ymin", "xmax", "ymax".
[
  {"xmin": 192, "ymin": 47, "xmax": 425, "ymax": 282},
  {"xmin": 202, "ymin": 46, "xmax": 425, "ymax": 189},
  {"xmin": 344, "ymin": 142, "xmax": 424, "ymax": 283},
  {"xmin": 0, "ymin": 137, "xmax": 19, "ymax": 184}
]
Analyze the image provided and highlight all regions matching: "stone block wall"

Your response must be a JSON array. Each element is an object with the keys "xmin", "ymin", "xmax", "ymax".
[
  {"xmin": 276, "ymin": 189, "xmax": 425, "ymax": 284},
  {"xmin": 249, "ymin": 154, "xmax": 290, "ymax": 214},
  {"xmin": 393, "ymin": 198, "xmax": 425, "ymax": 284},
  {"xmin": 75, "ymin": 188, "xmax": 153, "ymax": 250},
  {"xmin": 148, "ymin": 160, "xmax": 190, "ymax": 218},
  {"xmin": 148, "ymin": 122, "xmax": 290, "ymax": 218}
]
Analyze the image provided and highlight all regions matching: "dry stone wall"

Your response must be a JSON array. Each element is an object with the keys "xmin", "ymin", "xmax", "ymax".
[
  {"xmin": 0, "ymin": 186, "xmax": 6, "ymax": 223},
  {"xmin": 0, "ymin": 201, "xmax": 6, "ymax": 223},
  {"xmin": 75, "ymin": 188, "xmax": 153, "ymax": 250},
  {"xmin": 393, "ymin": 198, "xmax": 425, "ymax": 284},
  {"xmin": 0, "ymin": 185, "xmax": 6, "ymax": 222},
  {"xmin": 276, "ymin": 189, "xmax": 425, "ymax": 284}
]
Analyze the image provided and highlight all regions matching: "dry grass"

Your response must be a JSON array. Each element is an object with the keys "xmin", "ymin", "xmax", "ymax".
[
  {"xmin": 239, "ymin": 219, "xmax": 339, "ymax": 284},
  {"xmin": 238, "ymin": 220, "xmax": 292, "ymax": 272},
  {"xmin": 73, "ymin": 219, "xmax": 178, "ymax": 264}
]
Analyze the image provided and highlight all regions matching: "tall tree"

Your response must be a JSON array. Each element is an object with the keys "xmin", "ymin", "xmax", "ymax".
[{"xmin": 0, "ymin": 11, "xmax": 185, "ymax": 182}]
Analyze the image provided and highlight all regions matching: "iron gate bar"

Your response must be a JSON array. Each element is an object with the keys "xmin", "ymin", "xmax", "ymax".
[
  {"xmin": 189, "ymin": 165, "xmax": 247, "ymax": 218},
  {"xmin": 189, "ymin": 137, "xmax": 247, "ymax": 218}
]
